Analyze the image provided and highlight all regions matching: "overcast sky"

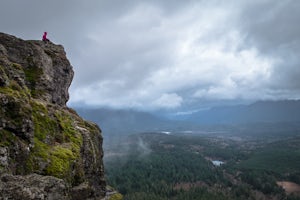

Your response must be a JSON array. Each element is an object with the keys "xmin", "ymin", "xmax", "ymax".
[{"xmin": 1, "ymin": 0, "xmax": 300, "ymax": 111}]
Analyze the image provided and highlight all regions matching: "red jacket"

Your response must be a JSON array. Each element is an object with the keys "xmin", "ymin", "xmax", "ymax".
[{"xmin": 42, "ymin": 32, "xmax": 48, "ymax": 41}]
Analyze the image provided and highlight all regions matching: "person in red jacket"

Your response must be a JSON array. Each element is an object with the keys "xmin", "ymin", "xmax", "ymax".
[{"xmin": 42, "ymin": 32, "xmax": 50, "ymax": 42}]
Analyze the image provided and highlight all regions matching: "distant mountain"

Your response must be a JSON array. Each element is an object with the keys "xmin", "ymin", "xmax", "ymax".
[
  {"xmin": 188, "ymin": 100, "xmax": 300, "ymax": 124},
  {"xmin": 74, "ymin": 108, "xmax": 171, "ymax": 135},
  {"xmin": 73, "ymin": 100, "xmax": 300, "ymax": 138}
]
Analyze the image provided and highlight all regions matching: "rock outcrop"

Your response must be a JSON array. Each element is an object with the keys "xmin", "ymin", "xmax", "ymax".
[{"xmin": 0, "ymin": 32, "xmax": 106, "ymax": 199}]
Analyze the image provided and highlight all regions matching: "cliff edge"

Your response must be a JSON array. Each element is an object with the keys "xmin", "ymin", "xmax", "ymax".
[{"xmin": 0, "ymin": 32, "xmax": 106, "ymax": 199}]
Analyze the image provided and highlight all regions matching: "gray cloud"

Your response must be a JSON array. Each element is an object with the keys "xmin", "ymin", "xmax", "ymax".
[
  {"xmin": 238, "ymin": 0, "xmax": 300, "ymax": 92},
  {"xmin": 1, "ymin": 0, "xmax": 299, "ymax": 111}
]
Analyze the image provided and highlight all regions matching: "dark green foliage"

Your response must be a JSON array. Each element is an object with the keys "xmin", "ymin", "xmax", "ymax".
[
  {"xmin": 238, "ymin": 147, "xmax": 300, "ymax": 174},
  {"xmin": 240, "ymin": 170, "xmax": 283, "ymax": 194},
  {"xmin": 105, "ymin": 133, "xmax": 300, "ymax": 200},
  {"xmin": 288, "ymin": 173, "xmax": 300, "ymax": 185},
  {"xmin": 106, "ymin": 134, "xmax": 233, "ymax": 199}
]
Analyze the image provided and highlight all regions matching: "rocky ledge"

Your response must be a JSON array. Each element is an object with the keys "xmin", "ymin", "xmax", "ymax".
[{"xmin": 0, "ymin": 32, "xmax": 106, "ymax": 199}]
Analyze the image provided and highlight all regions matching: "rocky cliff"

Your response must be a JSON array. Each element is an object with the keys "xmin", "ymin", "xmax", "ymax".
[{"xmin": 0, "ymin": 32, "xmax": 106, "ymax": 199}]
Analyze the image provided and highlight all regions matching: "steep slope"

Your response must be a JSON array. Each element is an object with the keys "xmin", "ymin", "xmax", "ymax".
[{"xmin": 0, "ymin": 33, "xmax": 106, "ymax": 199}]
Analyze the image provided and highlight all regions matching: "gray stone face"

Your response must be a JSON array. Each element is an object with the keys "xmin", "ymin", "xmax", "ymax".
[
  {"xmin": 0, "ymin": 32, "xmax": 106, "ymax": 200},
  {"xmin": 0, "ymin": 173, "xmax": 69, "ymax": 200},
  {"xmin": 0, "ymin": 32, "xmax": 73, "ymax": 106},
  {"xmin": 0, "ymin": 147, "xmax": 8, "ymax": 173}
]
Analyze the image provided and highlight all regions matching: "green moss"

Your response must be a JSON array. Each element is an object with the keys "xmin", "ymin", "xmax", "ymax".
[
  {"xmin": 31, "ymin": 101, "xmax": 58, "ymax": 142},
  {"xmin": 38, "ymin": 142, "xmax": 82, "ymax": 182},
  {"xmin": 29, "ymin": 104, "xmax": 84, "ymax": 184},
  {"xmin": 0, "ymin": 84, "xmax": 29, "ymax": 99},
  {"xmin": 0, "ymin": 129, "xmax": 17, "ymax": 147},
  {"xmin": 55, "ymin": 111, "xmax": 82, "ymax": 146},
  {"xmin": 0, "ymin": 63, "xmax": 31, "ymax": 98},
  {"xmin": 24, "ymin": 56, "xmax": 43, "ymax": 98},
  {"xmin": 29, "ymin": 134, "xmax": 82, "ymax": 182},
  {"xmin": 0, "ymin": 64, "xmax": 4, "ymax": 71},
  {"xmin": 0, "ymin": 93, "xmax": 31, "ymax": 132},
  {"xmin": 11, "ymin": 63, "xmax": 23, "ymax": 71},
  {"xmin": 106, "ymin": 186, "xmax": 123, "ymax": 200},
  {"xmin": 25, "ymin": 137, "xmax": 50, "ymax": 173},
  {"xmin": 0, "ymin": 65, "xmax": 8, "ymax": 85},
  {"xmin": 31, "ymin": 101, "xmax": 83, "ymax": 146},
  {"xmin": 34, "ymin": 138, "xmax": 50, "ymax": 159},
  {"xmin": 9, "ymin": 80, "xmax": 22, "ymax": 91},
  {"xmin": 46, "ymin": 145, "xmax": 76, "ymax": 178},
  {"xmin": 109, "ymin": 193, "xmax": 123, "ymax": 200},
  {"xmin": 1, "ymin": 59, "xmax": 87, "ymax": 182}
]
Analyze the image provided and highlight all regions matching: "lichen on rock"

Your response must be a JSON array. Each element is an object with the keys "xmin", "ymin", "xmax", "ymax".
[{"xmin": 0, "ymin": 32, "xmax": 106, "ymax": 199}]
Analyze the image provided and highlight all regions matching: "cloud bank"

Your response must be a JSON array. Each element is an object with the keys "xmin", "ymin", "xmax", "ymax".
[{"xmin": 1, "ymin": 0, "xmax": 299, "ymax": 111}]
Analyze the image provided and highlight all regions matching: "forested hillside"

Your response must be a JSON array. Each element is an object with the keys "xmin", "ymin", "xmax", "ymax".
[{"xmin": 105, "ymin": 131, "xmax": 300, "ymax": 200}]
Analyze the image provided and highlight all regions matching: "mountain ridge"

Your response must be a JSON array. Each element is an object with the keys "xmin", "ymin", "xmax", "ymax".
[
  {"xmin": 74, "ymin": 100, "xmax": 300, "ymax": 138},
  {"xmin": 189, "ymin": 100, "xmax": 300, "ymax": 124}
]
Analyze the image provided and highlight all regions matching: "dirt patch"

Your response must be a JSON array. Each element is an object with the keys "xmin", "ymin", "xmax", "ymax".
[{"xmin": 277, "ymin": 181, "xmax": 300, "ymax": 195}]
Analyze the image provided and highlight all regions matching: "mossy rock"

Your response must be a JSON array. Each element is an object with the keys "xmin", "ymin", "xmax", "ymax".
[
  {"xmin": 0, "ymin": 32, "xmax": 105, "ymax": 198},
  {"xmin": 31, "ymin": 101, "xmax": 59, "ymax": 142},
  {"xmin": 24, "ymin": 56, "xmax": 43, "ymax": 98},
  {"xmin": 109, "ymin": 193, "xmax": 123, "ymax": 200},
  {"xmin": 0, "ymin": 92, "xmax": 32, "ymax": 143},
  {"xmin": 0, "ymin": 63, "xmax": 31, "ymax": 99},
  {"xmin": 55, "ymin": 110, "xmax": 82, "ymax": 146},
  {"xmin": 0, "ymin": 129, "xmax": 17, "ymax": 147},
  {"xmin": 28, "ymin": 102, "xmax": 84, "ymax": 185},
  {"xmin": 0, "ymin": 65, "xmax": 9, "ymax": 86},
  {"xmin": 45, "ymin": 145, "xmax": 77, "ymax": 178},
  {"xmin": 0, "ymin": 78, "xmax": 85, "ymax": 184}
]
